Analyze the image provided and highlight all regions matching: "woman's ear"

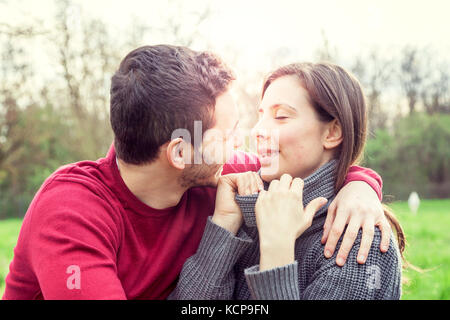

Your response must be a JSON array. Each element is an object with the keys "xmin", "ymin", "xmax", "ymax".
[
  {"xmin": 323, "ymin": 119, "xmax": 343, "ymax": 150},
  {"xmin": 166, "ymin": 138, "xmax": 190, "ymax": 170}
]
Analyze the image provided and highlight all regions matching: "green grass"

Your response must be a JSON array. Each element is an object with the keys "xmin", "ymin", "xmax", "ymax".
[
  {"xmin": 389, "ymin": 199, "xmax": 450, "ymax": 299},
  {"xmin": 0, "ymin": 218, "xmax": 23, "ymax": 298},
  {"xmin": 0, "ymin": 199, "xmax": 449, "ymax": 299}
]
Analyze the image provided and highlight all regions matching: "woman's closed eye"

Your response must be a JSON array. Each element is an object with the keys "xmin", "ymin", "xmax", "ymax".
[
  {"xmin": 273, "ymin": 104, "xmax": 296, "ymax": 120},
  {"xmin": 274, "ymin": 110, "xmax": 289, "ymax": 120},
  {"xmin": 257, "ymin": 105, "xmax": 293, "ymax": 120}
]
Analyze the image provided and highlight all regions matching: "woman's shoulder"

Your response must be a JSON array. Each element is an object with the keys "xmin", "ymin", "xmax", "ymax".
[
  {"xmin": 299, "ymin": 225, "xmax": 401, "ymax": 274},
  {"xmin": 298, "ymin": 227, "xmax": 402, "ymax": 299}
]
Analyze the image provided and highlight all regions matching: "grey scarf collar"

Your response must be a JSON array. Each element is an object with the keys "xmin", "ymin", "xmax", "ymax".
[{"xmin": 235, "ymin": 159, "xmax": 338, "ymax": 228}]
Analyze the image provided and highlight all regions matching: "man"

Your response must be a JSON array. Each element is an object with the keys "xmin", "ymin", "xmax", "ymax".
[{"xmin": 3, "ymin": 45, "xmax": 387, "ymax": 300}]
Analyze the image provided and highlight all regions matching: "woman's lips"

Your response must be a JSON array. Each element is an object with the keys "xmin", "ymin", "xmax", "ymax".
[{"xmin": 257, "ymin": 149, "xmax": 280, "ymax": 166}]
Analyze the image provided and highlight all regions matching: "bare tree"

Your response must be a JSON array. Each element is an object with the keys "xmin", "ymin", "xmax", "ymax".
[
  {"xmin": 0, "ymin": 29, "xmax": 41, "ymax": 215},
  {"xmin": 0, "ymin": 23, "xmax": 47, "ymax": 37},
  {"xmin": 0, "ymin": 30, "xmax": 38, "ymax": 168},
  {"xmin": 52, "ymin": 0, "xmax": 119, "ymax": 157},
  {"xmin": 314, "ymin": 30, "xmax": 339, "ymax": 63},
  {"xmin": 399, "ymin": 46, "xmax": 427, "ymax": 114},
  {"xmin": 131, "ymin": 0, "xmax": 213, "ymax": 48},
  {"xmin": 352, "ymin": 49, "xmax": 392, "ymax": 131},
  {"xmin": 421, "ymin": 60, "xmax": 450, "ymax": 114}
]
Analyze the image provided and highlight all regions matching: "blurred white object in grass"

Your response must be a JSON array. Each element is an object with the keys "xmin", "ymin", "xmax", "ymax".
[{"xmin": 408, "ymin": 192, "xmax": 420, "ymax": 214}]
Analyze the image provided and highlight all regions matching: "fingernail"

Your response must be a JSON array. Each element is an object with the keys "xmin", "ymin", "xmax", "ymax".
[
  {"xmin": 382, "ymin": 245, "xmax": 388, "ymax": 251},
  {"xmin": 358, "ymin": 255, "xmax": 365, "ymax": 263},
  {"xmin": 336, "ymin": 257, "xmax": 344, "ymax": 266},
  {"xmin": 325, "ymin": 250, "xmax": 332, "ymax": 258}
]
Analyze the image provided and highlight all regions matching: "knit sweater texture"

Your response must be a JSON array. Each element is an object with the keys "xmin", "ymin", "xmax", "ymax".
[{"xmin": 168, "ymin": 160, "xmax": 402, "ymax": 300}]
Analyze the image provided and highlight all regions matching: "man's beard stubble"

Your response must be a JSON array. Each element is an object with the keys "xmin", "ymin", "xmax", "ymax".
[{"xmin": 178, "ymin": 163, "xmax": 223, "ymax": 189}]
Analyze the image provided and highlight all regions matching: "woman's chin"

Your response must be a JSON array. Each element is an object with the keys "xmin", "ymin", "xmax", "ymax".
[
  {"xmin": 260, "ymin": 167, "xmax": 282, "ymax": 183},
  {"xmin": 258, "ymin": 155, "xmax": 282, "ymax": 181}
]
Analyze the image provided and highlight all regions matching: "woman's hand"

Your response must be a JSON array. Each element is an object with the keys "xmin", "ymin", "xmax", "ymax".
[
  {"xmin": 212, "ymin": 171, "xmax": 264, "ymax": 235},
  {"xmin": 255, "ymin": 174, "xmax": 328, "ymax": 271},
  {"xmin": 322, "ymin": 181, "xmax": 392, "ymax": 266}
]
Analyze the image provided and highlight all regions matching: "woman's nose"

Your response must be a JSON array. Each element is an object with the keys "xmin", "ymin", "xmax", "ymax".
[
  {"xmin": 251, "ymin": 118, "xmax": 269, "ymax": 141},
  {"xmin": 232, "ymin": 132, "xmax": 243, "ymax": 149}
]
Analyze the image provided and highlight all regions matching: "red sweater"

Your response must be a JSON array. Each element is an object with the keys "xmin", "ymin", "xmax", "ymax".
[{"xmin": 2, "ymin": 145, "xmax": 382, "ymax": 300}]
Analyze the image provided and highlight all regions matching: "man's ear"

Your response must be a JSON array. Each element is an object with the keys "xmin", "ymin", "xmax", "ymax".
[
  {"xmin": 323, "ymin": 119, "xmax": 343, "ymax": 150},
  {"xmin": 166, "ymin": 138, "xmax": 189, "ymax": 170}
]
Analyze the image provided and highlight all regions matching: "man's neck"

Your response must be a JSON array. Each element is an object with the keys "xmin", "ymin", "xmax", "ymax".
[{"xmin": 116, "ymin": 158, "xmax": 187, "ymax": 210}]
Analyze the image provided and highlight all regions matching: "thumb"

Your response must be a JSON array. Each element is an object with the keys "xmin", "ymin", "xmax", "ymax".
[
  {"xmin": 219, "ymin": 174, "xmax": 241, "ymax": 194},
  {"xmin": 304, "ymin": 197, "xmax": 328, "ymax": 221},
  {"xmin": 221, "ymin": 173, "xmax": 238, "ymax": 186}
]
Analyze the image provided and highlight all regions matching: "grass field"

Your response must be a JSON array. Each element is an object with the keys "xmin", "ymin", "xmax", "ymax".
[
  {"xmin": 0, "ymin": 199, "xmax": 449, "ymax": 299},
  {"xmin": 390, "ymin": 199, "xmax": 450, "ymax": 299}
]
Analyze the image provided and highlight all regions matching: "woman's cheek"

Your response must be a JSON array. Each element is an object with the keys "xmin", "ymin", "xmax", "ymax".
[
  {"xmin": 279, "ymin": 125, "xmax": 305, "ymax": 155},
  {"xmin": 278, "ymin": 127, "xmax": 307, "ymax": 171}
]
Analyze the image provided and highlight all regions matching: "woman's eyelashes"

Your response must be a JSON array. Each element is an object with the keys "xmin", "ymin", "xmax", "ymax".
[
  {"xmin": 257, "ymin": 106, "xmax": 291, "ymax": 120},
  {"xmin": 274, "ymin": 110, "xmax": 289, "ymax": 120}
]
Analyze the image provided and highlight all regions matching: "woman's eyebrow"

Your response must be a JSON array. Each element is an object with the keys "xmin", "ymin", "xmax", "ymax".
[
  {"xmin": 272, "ymin": 104, "xmax": 297, "ymax": 112},
  {"xmin": 257, "ymin": 104, "xmax": 297, "ymax": 113}
]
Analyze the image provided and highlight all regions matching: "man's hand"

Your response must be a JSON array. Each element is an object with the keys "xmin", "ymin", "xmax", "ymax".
[
  {"xmin": 211, "ymin": 172, "xmax": 264, "ymax": 235},
  {"xmin": 321, "ymin": 181, "xmax": 392, "ymax": 266}
]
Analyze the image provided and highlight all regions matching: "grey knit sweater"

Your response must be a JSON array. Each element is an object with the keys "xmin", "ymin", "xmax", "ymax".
[{"xmin": 168, "ymin": 160, "xmax": 402, "ymax": 300}]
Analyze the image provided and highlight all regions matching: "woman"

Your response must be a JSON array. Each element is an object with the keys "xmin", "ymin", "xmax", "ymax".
[{"xmin": 170, "ymin": 62, "xmax": 404, "ymax": 299}]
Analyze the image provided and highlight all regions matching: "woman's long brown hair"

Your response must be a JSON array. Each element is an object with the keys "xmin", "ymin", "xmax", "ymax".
[{"xmin": 261, "ymin": 62, "xmax": 410, "ymax": 266}]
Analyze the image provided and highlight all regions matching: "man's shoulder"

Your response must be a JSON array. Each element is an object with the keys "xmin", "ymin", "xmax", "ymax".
[
  {"xmin": 222, "ymin": 150, "xmax": 260, "ymax": 175},
  {"xmin": 40, "ymin": 156, "xmax": 114, "ymax": 199},
  {"xmin": 27, "ymin": 160, "xmax": 122, "ymax": 229}
]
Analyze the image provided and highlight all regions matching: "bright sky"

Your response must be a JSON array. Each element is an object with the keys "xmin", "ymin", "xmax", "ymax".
[
  {"xmin": 1, "ymin": 0, "xmax": 449, "ymax": 93},
  {"xmin": 2, "ymin": 0, "xmax": 449, "ymax": 57}
]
